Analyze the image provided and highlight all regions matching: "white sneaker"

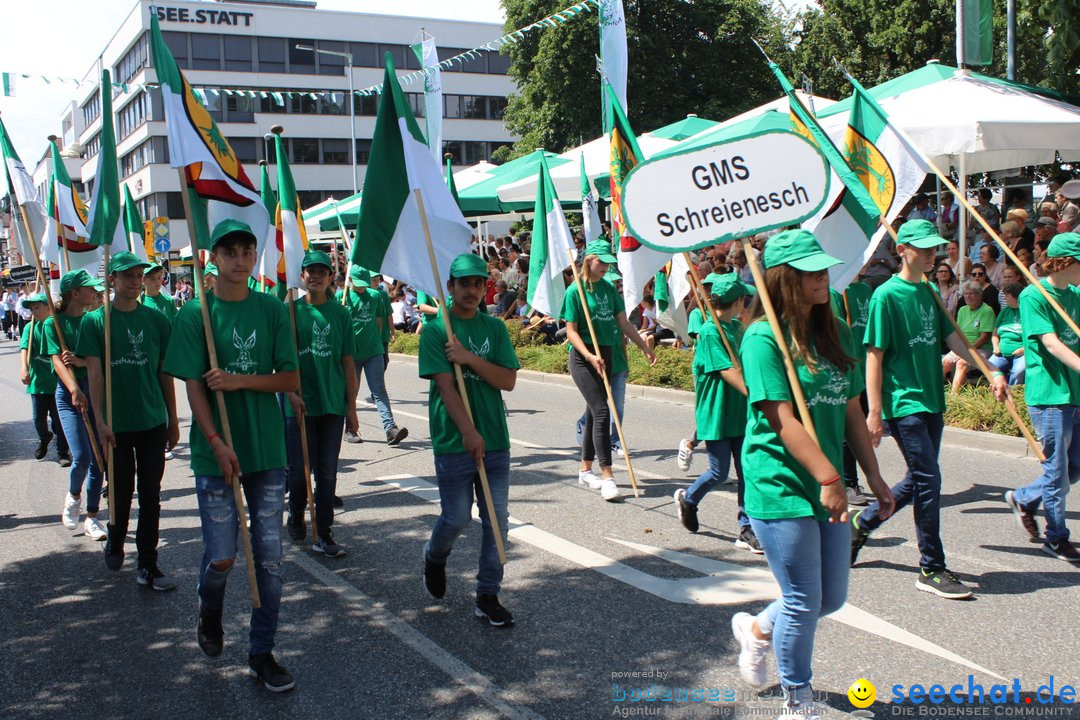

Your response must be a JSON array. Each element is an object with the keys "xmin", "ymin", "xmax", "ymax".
[
  {"xmin": 600, "ymin": 478, "xmax": 620, "ymax": 501},
  {"xmin": 578, "ymin": 470, "xmax": 603, "ymax": 490},
  {"xmin": 732, "ymin": 611, "xmax": 771, "ymax": 688},
  {"xmin": 613, "ymin": 445, "xmax": 625, "ymax": 457},
  {"xmin": 164, "ymin": 450, "xmax": 175, "ymax": 461},
  {"xmin": 677, "ymin": 439, "xmax": 694, "ymax": 472},
  {"xmin": 778, "ymin": 687, "xmax": 821, "ymax": 720},
  {"xmin": 85, "ymin": 517, "xmax": 107, "ymax": 541},
  {"xmin": 62, "ymin": 493, "xmax": 82, "ymax": 530}
]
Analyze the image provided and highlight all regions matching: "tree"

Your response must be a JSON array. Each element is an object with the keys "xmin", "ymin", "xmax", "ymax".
[{"xmin": 496, "ymin": 0, "xmax": 789, "ymax": 162}]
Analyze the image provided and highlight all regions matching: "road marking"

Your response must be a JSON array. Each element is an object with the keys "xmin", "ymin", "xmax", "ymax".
[
  {"xmin": 380, "ymin": 473, "xmax": 1005, "ymax": 681},
  {"xmin": 289, "ymin": 549, "xmax": 546, "ymax": 720}
]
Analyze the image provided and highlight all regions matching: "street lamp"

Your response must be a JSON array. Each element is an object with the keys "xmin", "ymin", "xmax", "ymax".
[{"xmin": 294, "ymin": 44, "xmax": 358, "ymax": 194}]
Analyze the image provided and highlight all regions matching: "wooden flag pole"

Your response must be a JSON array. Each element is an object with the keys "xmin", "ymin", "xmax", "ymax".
[
  {"xmin": 740, "ymin": 238, "xmax": 821, "ymax": 446},
  {"xmin": 413, "ymin": 189, "xmax": 507, "ymax": 564},
  {"xmin": 286, "ymin": 288, "xmax": 319, "ymax": 541},
  {"xmin": 565, "ymin": 245, "xmax": 641, "ymax": 498},
  {"xmin": 682, "ymin": 254, "xmax": 742, "ymax": 374},
  {"xmin": 102, "ymin": 244, "xmax": 116, "ymax": 525},
  {"xmin": 335, "ymin": 205, "xmax": 354, "ymax": 306},
  {"xmin": 176, "ymin": 169, "xmax": 260, "ymax": 608}
]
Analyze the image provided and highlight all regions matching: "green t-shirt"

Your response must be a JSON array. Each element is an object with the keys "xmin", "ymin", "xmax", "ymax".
[
  {"xmin": 610, "ymin": 330, "xmax": 628, "ymax": 375},
  {"xmin": 418, "ymin": 310, "xmax": 520, "ymax": 456},
  {"xmin": 44, "ymin": 312, "xmax": 87, "ymax": 381},
  {"xmin": 864, "ymin": 275, "xmax": 953, "ymax": 420},
  {"xmin": 741, "ymin": 321, "xmax": 864, "ymax": 521},
  {"xmin": 559, "ymin": 278, "xmax": 625, "ymax": 349},
  {"xmin": 142, "ymin": 291, "xmax": 178, "ymax": 324},
  {"xmin": 1019, "ymin": 281, "xmax": 1080, "ymax": 407},
  {"xmin": 693, "ymin": 319, "xmax": 746, "ymax": 440},
  {"xmin": 994, "ymin": 304, "xmax": 1024, "ymax": 358},
  {"xmin": 340, "ymin": 287, "xmax": 385, "ymax": 362},
  {"xmin": 20, "ymin": 320, "xmax": 57, "ymax": 395},
  {"xmin": 956, "ymin": 302, "xmax": 995, "ymax": 344},
  {"xmin": 376, "ymin": 287, "xmax": 393, "ymax": 345},
  {"xmin": 286, "ymin": 298, "xmax": 354, "ymax": 417},
  {"xmin": 416, "ymin": 290, "xmax": 438, "ymax": 325},
  {"xmin": 76, "ymin": 304, "xmax": 171, "ymax": 433},
  {"xmin": 687, "ymin": 307, "xmax": 705, "ymax": 339},
  {"xmin": 163, "ymin": 290, "xmax": 298, "ymax": 476}
]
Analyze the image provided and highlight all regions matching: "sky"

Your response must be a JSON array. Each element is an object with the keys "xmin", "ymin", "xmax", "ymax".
[{"xmin": 0, "ymin": 0, "xmax": 505, "ymax": 167}]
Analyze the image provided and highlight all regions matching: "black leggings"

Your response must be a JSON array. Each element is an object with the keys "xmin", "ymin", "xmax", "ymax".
[
  {"xmin": 109, "ymin": 424, "xmax": 167, "ymax": 569},
  {"xmin": 569, "ymin": 345, "xmax": 614, "ymax": 468}
]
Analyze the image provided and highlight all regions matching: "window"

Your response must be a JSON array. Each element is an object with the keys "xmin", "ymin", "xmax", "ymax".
[
  {"xmin": 115, "ymin": 34, "xmax": 149, "ymax": 85},
  {"xmin": 356, "ymin": 139, "xmax": 372, "ymax": 164},
  {"xmin": 351, "ymin": 42, "xmax": 377, "ymax": 67},
  {"xmin": 322, "ymin": 139, "xmax": 348, "ymax": 164},
  {"xmin": 442, "ymin": 140, "xmax": 462, "ymax": 164},
  {"xmin": 444, "ymin": 94, "xmax": 462, "ymax": 119},
  {"xmin": 258, "ymin": 37, "xmax": 286, "ymax": 73},
  {"xmin": 120, "ymin": 140, "xmax": 151, "ymax": 177},
  {"xmin": 289, "ymin": 39, "xmax": 316, "ymax": 74},
  {"xmin": 297, "ymin": 190, "xmax": 323, "ymax": 209},
  {"xmin": 316, "ymin": 40, "xmax": 346, "ymax": 76},
  {"xmin": 462, "ymin": 96, "xmax": 487, "ymax": 119},
  {"xmin": 438, "ymin": 47, "xmax": 464, "ymax": 72},
  {"xmin": 84, "ymin": 134, "xmax": 100, "ymax": 160},
  {"xmin": 459, "ymin": 52, "xmax": 487, "ymax": 74},
  {"xmin": 355, "ymin": 94, "xmax": 378, "ymax": 116},
  {"xmin": 225, "ymin": 94, "xmax": 254, "ymax": 123},
  {"xmin": 163, "ymin": 31, "xmax": 188, "ymax": 69},
  {"xmin": 292, "ymin": 138, "xmax": 319, "ymax": 163},
  {"xmin": 488, "ymin": 96, "xmax": 507, "ymax": 120},
  {"xmin": 166, "ymin": 192, "xmax": 186, "ymax": 219},
  {"xmin": 406, "ymin": 93, "xmax": 425, "ymax": 118},
  {"xmin": 319, "ymin": 91, "xmax": 346, "ymax": 116},
  {"xmin": 224, "ymin": 36, "xmax": 252, "ymax": 72},
  {"xmin": 82, "ymin": 94, "xmax": 101, "ymax": 126},
  {"xmin": 230, "ymin": 138, "xmax": 257, "ymax": 163},
  {"xmin": 191, "ymin": 33, "xmax": 221, "ymax": 71},
  {"xmin": 379, "ymin": 44, "xmax": 406, "ymax": 69},
  {"xmin": 258, "ymin": 93, "xmax": 284, "ymax": 113},
  {"xmin": 203, "ymin": 91, "xmax": 223, "ymax": 122},
  {"xmin": 487, "ymin": 52, "xmax": 511, "ymax": 75},
  {"xmin": 289, "ymin": 93, "xmax": 318, "ymax": 114},
  {"xmin": 116, "ymin": 91, "xmax": 150, "ymax": 141}
]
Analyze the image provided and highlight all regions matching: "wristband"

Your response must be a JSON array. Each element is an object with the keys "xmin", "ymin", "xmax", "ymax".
[
  {"xmin": 820, "ymin": 475, "xmax": 841, "ymax": 487},
  {"xmin": 206, "ymin": 433, "xmax": 221, "ymax": 444},
  {"xmin": 991, "ymin": 371, "xmax": 1004, "ymax": 378}
]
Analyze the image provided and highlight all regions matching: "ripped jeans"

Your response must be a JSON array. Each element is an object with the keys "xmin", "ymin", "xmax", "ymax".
[{"xmin": 195, "ymin": 469, "xmax": 285, "ymax": 656}]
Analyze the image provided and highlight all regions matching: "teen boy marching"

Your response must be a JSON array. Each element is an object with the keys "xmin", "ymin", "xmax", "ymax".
[
  {"xmin": 852, "ymin": 219, "xmax": 1007, "ymax": 599},
  {"xmin": 77, "ymin": 251, "xmax": 179, "ymax": 588},
  {"xmin": 284, "ymin": 250, "xmax": 359, "ymax": 557},
  {"xmin": 19, "ymin": 293, "xmax": 70, "ymax": 465},
  {"xmin": 419, "ymin": 253, "xmax": 520, "ymax": 626},
  {"xmin": 163, "ymin": 220, "xmax": 300, "ymax": 692}
]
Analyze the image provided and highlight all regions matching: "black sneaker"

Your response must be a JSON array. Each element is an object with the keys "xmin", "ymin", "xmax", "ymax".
[
  {"xmin": 915, "ymin": 568, "xmax": 973, "ymax": 599},
  {"xmin": 248, "ymin": 652, "xmax": 295, "ymax": 693},
  {"xmin": 343, "ymin": 430, "xmax": 363, "ymax": 444},
  {"xmin": 474, "ymin": 593, "xmax": 514, "ymax": 627},
  {"xmin": 34, "ymin": 434, "xmax": 51, "ymax": 460},
  {"xmin": 333, "ymin": 495, "xmax": 344, "ymax": 508},
  {"xmin": 1004, "ymin": 490, "xmax": 1041, "ymax": 541},
  {"xmin": 286, "ymin": 513, "xmax": 305, "ymax": 543},
  {"xmin": 846, "ymin": 483, "xmax": 870, "ymax": 507},
  {"xmin": 104, "ymin": 537, "xmax": 124, "ymax": 571},
  {"xmin": 386, "ymin": 426, "xmax": 408, "ymax": 446},
  {"xmin": 1042, "ymin": 538, "xmax": 1080, "ymax": 563},
  {"xmin": 136, "ymin": 565, "xmax": 177, "ymax": 591},
  {"xmin": 673, "ymin": 489, "xmax": 699, "ymax": 533},
  {"xmin": 197, "ymin": 603, "xmax": 224, "ymax": 657},
  {"xmin": 850, "ymin": 512, "xmax": 870, "ymax": 567},
  {"xmin": 312, "ymin": 532, "xmax": 346, "ymax": 558},
  {"xmin": 57, "ymin": 452, "xmax": 72, "ymax": 467},
  {"xmin": 422, "ymin": 546, "xmax": 446, "ymax": 599},
  {"xmin": 735, "ymin": 526, "xmax": 765, "ymax": 555}
]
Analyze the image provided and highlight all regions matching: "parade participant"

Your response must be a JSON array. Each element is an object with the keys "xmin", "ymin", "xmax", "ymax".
[
  {"xmin": 163, "ymin": 220, "xmax": 299, "ymax": 692},
  {"xmin": 78, "ymin": 251, "xmax": 179, "ymax": 588},
  {"xmin": 339, "ymin": 266, "xmax": 408, "ymax": 445},
  {"xmin": 561, "ymin": 240, "xmax": 655, "ymax": 501},
  {"xmin": 1005, "ymin": 232, "xmax": 1080, "ymax": 561},
  {"xmin": 371, "ymin": 272, "xmax": 394, "ymax": 369},
  {"xmin": 851, "ymin": 219, "xmax": 1007, "ymax": 598},
  {"xmin": 419, "ymin": 253, "xmax": 520, "ymax": 626},
  {"xmin": 677, "ymin": 269, "xmax": 717, "ymax": 473},
  {"xmin": 19, "ymin": 293, "xmax": 69, "ymax": 465},
  {"xmin": 673, "ymin": 273, "xmax": 761, "ymax": 552},
  {"xmin": 730, "ymin": 230, "xmax": 893, "ymax": 716},
  {"xmin": 201, "ymin": 263, "xmax": 217, "ymax": 294},
  {"xmin": 142, "ymin": 262, "xmax": 178, "ymax": 324},
  {"xmin": 45, "ymin": 270, "xmax": 106, "ymax": 539},
  {"xmin": 284, "ymin": 250, "xmax": 358, "ymax": 557},
  {"xmin": 576, "ymin": 268, "xmax": 628, "ymax": 460},
  {"xmin": 831, "ymin": 270, "xmax": 874, "ymax": 507}
]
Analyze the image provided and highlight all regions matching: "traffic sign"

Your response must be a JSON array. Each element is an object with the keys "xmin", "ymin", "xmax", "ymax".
[{"xmin": 155, "ymin": 236, "xmax": 171, "ymax": 254}]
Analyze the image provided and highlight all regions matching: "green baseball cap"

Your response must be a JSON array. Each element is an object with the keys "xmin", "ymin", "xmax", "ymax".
[
  {"xmin": 1046, "ymin": 231, "xmax": 1080, "ymax": 259},
  {"xmin": 584, "ymin": 239, "xmax": 617, "ymax": 264},
  {"xmin": 349, "ymin": 265, "xmax": 372, "ymax": 288},
  {"xmin": 603, "ymin": 268, "xmax": 622, "ymax": 283},
  {"xmin": 109, "ymin": 250, "xmax": 152, "ymax": 274},
  {"xmin": 302, "ymin": 249, "xmax": 333, "ymax": 270},
  {"xmin": 705, "ymin": 272, "xmax": 756, "ymax": 303},
  {"xmin": 20, "ymin": 292, "xmax": 49, "ymax": 310},
  {"xmin": 449, "ymin": 253, "xmax": 489, "ymax": 279},
  {"xmin": 203, "ymin": 263, "xmax": 218, "ymax": 277},
  {"xmin": 895, "ymin": 218, "xmax": 948, "ymax": 249},
  {"xmin": 143, "ymin": 263, "xmax": 164, "ymax": 276},
  {"xmin": 763, "ymin": 229, "xmax": 842, "ymax": 271},
  {"xmin": 209, "ymin": 218, "xmax": 256, "ymax": 248},
  {"xmin": 60, "ymin": 269, "xmax": 105, "ymax": 294}
]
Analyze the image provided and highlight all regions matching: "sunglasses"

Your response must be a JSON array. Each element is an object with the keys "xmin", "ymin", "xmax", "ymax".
[{"xmin": 971, "ymin": 272, "xmax": 986, "ymax": 277}]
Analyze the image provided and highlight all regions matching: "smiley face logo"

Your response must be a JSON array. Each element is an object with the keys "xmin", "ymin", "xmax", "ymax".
[{"xmin": 848, "ymin": 678, "xmax": 876, "ymax": 708}]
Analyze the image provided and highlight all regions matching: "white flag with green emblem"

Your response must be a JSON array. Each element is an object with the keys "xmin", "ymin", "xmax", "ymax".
[
  {"xmin": 273, "ymin": 134, "xmax": 308, "ymax": 289},
  {"xmin": 528, "ymin": 154, "xmax": 575, "ymax": 316},
  {"xmin": 581, "ymin": 152, "xmax": 602, "ymax": 242},
  {"xmin": 410, "ymin": 34, "xmax": 443, "ymax": 166},
  {"xmin": 0, "ymin": 115, "xmax": 44, "ymax": 262},
  {"xmin": 351, "ymin": 55, "xmax": 471, "ymax": 296},
  {"xmin": 123, "ymin": 185, "xmax": 148, "ymax": 262}
]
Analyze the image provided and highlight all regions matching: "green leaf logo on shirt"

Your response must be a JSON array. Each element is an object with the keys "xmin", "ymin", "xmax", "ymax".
[
  {"xmin": 908, "ymin": 306, "xmax": 937, "ymax": 348},
  {"xmin": 115, "ymin": 328, "xmax": 148, "ymax": 367},
  {"xmin": 229, "ymin": 328, "xmax": 258, "ymax": 374},
  {"xmin": 466, "ymin": 336, "xmax": 491, "ymax": 358},
  {"xmin": 308, "ymin": 321, "xmax": 332, "ymax": 358}
]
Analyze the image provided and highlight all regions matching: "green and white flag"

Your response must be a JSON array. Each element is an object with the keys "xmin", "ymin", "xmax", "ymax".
[
  {"xmin": 49, "ymin": 139, "xmax": 100, "ymax": 274},
  {"xmin": 581, "ymin": 152, "xmax": 602, "ymax": 242},
  {"xmin": 39, "ymin": 181, "xmax": 62, "ymax": 272},
  {"xmin": 411, "ymin": 34, "xmax": 443, "ymax": 166},
  {"xmin": 273, "ymin": 134, "xmax": 308, "ymax": 289},
  {"xmin": 122, "ymin": 185, "xmax": 148, "ymax": 262},
  {"xmin": 654, "ymin": 253, "xmax": 691, "ymax": 343},
  {"xmin": 351, "ymin": 55, "xmax": 472, "ymax": 296},
  {"xmin": 257, "ymin": 162, "xmax": 279, "ymax": 289},
  {"xmin": 2, "ymin": 73, "xmax": 15, "ymax": 97},
  {"xmin": 87, "ymin": 70, "xmax": 126, "ymax": 255},
  {"xmin": 0, "ymin": 115, "xmax": 44, "ymax": 262},
  {"xmin": 599, "ymin": 0, "xmax": 627, "ymax": 132},
  {"xmin": 528, "ymin": 154, "xmax": 575, "ymax": 316}
]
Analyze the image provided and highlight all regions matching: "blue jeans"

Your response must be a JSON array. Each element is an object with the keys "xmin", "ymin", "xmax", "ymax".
[
  {"xmin": 685, "ymin": 437, "xmax": 749, "ymax": 528},
  {"xmin": 1015, "ymin": 406, "xmax": 1080, "ymax": 544},
  {"xmin": 987, "ymin": 353, "xmax": 1027, "ymax": 385},
  {"xmin": 355, "ymin": 353, "xmax": 395, "ymax": 432},
  {"xmin": 856, "ymin": 412, "xmax": 946, "ymax": 570},
  {"xmin": 424, "ymin": 449, "xmax": 510, "ymax": 596},
  {"xmin": 749, "ymin": 517, "xmax": 850, "ymax": 690},
  {"xmin": 286, "ymin": 414, "xmax": 344, "ymax": 538},
  {"xmin": 575, "ymin": 371, "xmax": 627, "ymax": 449},
  {"xmin": 195, "ymin": 469, "xmax": 285, "ymax": 656},
  {"xmin": 55, "ymin": 378, "xmax": 103, "ymax": 513}
]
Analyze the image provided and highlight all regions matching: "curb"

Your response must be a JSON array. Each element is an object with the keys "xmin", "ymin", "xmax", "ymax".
[{"xmin": 388, "ymin": 353, "xmax": 1037, "ymax": 460}]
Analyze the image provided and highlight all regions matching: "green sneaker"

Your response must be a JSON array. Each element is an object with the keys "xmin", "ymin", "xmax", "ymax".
[{"xmin": 915, "ymin": 568, "xmax": 973, "ymax": 600}]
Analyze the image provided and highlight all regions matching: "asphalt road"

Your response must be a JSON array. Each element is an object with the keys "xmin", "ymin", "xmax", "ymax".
[{"xmin": 0, "ymin": 339, "xmax": 1077, "ymax": 720}]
